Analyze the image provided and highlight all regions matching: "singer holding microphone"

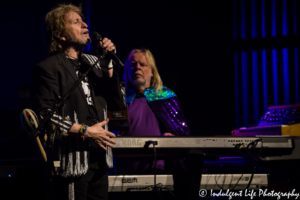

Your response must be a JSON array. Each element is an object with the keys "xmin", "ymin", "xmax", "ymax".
[{"xmin": 30, "ymin": 4, "xmax": 124, "ymax": 200}]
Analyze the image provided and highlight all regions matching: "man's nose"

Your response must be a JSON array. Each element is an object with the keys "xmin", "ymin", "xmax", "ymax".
[
  {"xmin": 135, "ymin": 63, "xmax": 142, "ymax": 69},
  {"xmin": 82, "ymin": 21, "xmax": 88, "ymax": 28}
]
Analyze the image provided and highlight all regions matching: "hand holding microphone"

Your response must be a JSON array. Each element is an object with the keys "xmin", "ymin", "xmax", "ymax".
[
  {"xmin": 91, "ymin": 32, "xmax": 124, "ymax": 68},
  {"xmin": 100, "ymin": 38, "xmax": 115, "ymax": 52}
]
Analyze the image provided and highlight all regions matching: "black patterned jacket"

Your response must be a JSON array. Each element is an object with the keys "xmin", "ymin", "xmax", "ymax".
[{"xmin": 30, "ymin": 52, "xmax": 124, "ymax": 176}]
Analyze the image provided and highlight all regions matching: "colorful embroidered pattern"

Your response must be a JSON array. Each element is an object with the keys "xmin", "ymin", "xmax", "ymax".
[
  {"xmin": 144, "ymin": 87, "xmax": 176, "ymax": 102},
  {"xmin": 126, "ymin": 87, "xmax": 176, "ymax": 103}
]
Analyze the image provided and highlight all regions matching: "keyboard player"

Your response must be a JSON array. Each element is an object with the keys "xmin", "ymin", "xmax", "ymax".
[{"xmin": 117, "ymin": 48, "xmax": 191, "ymax": 174}]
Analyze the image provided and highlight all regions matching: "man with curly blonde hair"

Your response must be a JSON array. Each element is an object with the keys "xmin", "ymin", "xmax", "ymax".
[{"xmin": 31, "ymin": 4, "xmax": 124, "ymax": 200}]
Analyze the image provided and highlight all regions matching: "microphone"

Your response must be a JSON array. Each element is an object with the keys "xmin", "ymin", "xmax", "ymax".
[{"xmin": 91, "ymin": 32, "xmax": 124, "ymax": 68}]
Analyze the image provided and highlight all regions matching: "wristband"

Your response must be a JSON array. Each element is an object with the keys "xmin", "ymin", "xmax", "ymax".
[
  {"xmin": 108, "ymin": 60, "xmax": 113, "ymax": 69},
  {"xmin": 79, "ymin": 123, "xmax": 85, "ymax": 135},
  {"xmin": 79, "ymin": 124, "xmax": 87, "ymax": 141},
  {"xmin": 83, "ymin": 126, "xmax": 88, "ymax": 134}
]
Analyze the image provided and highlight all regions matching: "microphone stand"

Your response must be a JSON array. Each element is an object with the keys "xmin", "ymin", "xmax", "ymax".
[{"xmin": 33, "ymin": 54, "xmax": 104, "ymax": 200}]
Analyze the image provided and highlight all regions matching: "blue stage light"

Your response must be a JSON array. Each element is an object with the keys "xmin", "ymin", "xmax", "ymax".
[
  {"xmin": 282, "ymin": 0, "xmax": 288, "ymax": 36},
  {"xmin": 241, "ymin": 0, "xmax": 246, "ymax": 39},
  {"xmin": 283, "ymin": 48, "xmax": 289, "ymax": 104},
  {"xmin": 234, "ymin": 52, "xmax": 239, "ymax": 128},
  {"xmin": 262, "ymin": 50, "xmax": 268, "ymax": 112},
  {"xmin": 295, "ymin": 48, "xmax": 299, "ymax": 103},
  {"xmin": 242, "ymin": 52, "xmax": 249, "ymax": 127},
  {"xmin": 251, "ymin": 0, "xmax": 257, "ymax": 38},
  {"xmin": 272, "ymin": 49, "xmax": 278, "ymax": 105},
  {"xmin": 272, "ymin": 0, "xmax": 276, "ymax": 37},
  {"xmin": 252, "ymin": 51, "xmax": 259, "ymax": 125},
  {"xmin": 262, "ymin": 0, "xmax": 266, "ymax": 37}
]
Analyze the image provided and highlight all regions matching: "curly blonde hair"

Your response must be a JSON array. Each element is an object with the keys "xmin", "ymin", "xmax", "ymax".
[
  {"xmin": 124, "ymin": 48, "xmax": 163, "ymax": 92},
  {"xmin": 45, "ymin": 4, "xmax": 83, "ymax": 53}
]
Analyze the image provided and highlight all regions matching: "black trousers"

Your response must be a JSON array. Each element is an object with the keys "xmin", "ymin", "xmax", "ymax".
[
  {"xmin": 53, "ymin": 168, "xmax": 108, "ymax": 200},
  {"xmin": 74, "ymin": 169, "xmax": 108, "ymax": 200}
]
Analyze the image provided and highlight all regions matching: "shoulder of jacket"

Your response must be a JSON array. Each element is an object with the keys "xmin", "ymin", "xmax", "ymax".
[
  {"xmin": 34, "ymin": 53, "xmax": 62, "ymax": 72},
  {"xmin": 144, "ymin": 86, "xmax": 177, "ymax": 102}
]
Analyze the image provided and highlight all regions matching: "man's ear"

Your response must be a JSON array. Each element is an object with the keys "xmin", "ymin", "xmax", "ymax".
[{"xmin": 59, "ymin": 35, "xmax": 66, "ymax": 41}]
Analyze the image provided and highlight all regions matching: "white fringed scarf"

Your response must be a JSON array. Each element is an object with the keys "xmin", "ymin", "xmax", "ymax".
[{"xmin": 59, "ymin": 109, "xmax": 113, "ymax": 200}]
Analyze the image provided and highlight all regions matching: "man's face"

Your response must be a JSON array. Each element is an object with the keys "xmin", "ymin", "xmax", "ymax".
[
  {"xmin": 61, "ymin": 11, "xmax": 90, "ymax": 47},
  {"xmin": 128, "ymin": 52, "xmax": 153, "ymax": 89}
]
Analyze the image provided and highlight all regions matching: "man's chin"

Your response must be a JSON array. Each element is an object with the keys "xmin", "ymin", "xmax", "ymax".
[
  {"xmin": 132, "ymin": 80, "xmax": 146, "ymax": 87},
  {"xmin": 74, "ymin": 39, "xmax": 91, "ymax": 49},
  {"xmin": 80, "ymin": 38, "xmax": 91, "ymax": 46},
  {"xmin": 77, "ymin": 37, "xmax": 91, "ymax": 44}
]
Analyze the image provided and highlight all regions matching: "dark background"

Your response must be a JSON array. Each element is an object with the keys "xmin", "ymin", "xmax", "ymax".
[
  {"xmin": 1, "ymin": 1, "xmax": 300, "ymax": 199},
  {"xmin": 0, "ymin": 0, "xmax": 235, "ymax": 137}
]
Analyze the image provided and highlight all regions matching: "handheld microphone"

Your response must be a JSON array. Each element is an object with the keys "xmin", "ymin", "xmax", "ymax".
[{"xmin": 91, "ymin": 32, "xmax": 124, "ymax": 68}]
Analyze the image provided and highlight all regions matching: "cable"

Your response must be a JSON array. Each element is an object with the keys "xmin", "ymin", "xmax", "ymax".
[
  {"xmin": 214, "ymin": 174, "xmax": 232, "ymax": 190},
  {"xmin": 247, "ymin": 139, "xmax": 263, "ymax": 157},
  {"xmin": 227, "ymin": 174, "xmax": 234, "ymax": 190},
  {"xmin": 166, "ymin": 186, "xmax": 181, "ymax": 200},
  {"xmin": 204, "ymin": 174, "xmax": 212, "ymax": 189},
  {"xmin": 215, "ymin": 174, "xmax": 224, "ymax": 190},
  {"xmin": 145, "ymin": 140, "xmax": 158, "ymax": 190},
  {"xmin": 243, "ymin": 139, "xmax": 264, "ymax": 190},
  {"xmin": 243, "ymin": 143, "xmax": 258, "ymax": 162},
  {"xmin": 152, "ymin": 141, "xmax": 157, "ymax": 190},
  {"xmin": 150, "ymin": 140, "xmax": 171, "ymax": 200},
  {"xmin": 231, "ymin": 174, "xmax": 244, "ymax": 190},
  {"xmin": 228, "ymin": 139, "xmax": 263, "ymax": 191},
  {"xmin": 245, "ymin": 166, "xmax": 255, "ymax": 190},
  {"xmin": 246, "ymin": 140, "xmax": 263, "ymax": 190},
  {"xmin": 222, "ymin": 174, "xmax": 226, "ymax": 189}
]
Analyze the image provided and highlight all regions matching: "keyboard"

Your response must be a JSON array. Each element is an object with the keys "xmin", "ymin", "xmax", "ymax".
[
  {"xmin": 112, "ymin": 136, "xmax": 293, "ymax": 157},
  {"xmin": 108, "ymin": 174, "xmax": 268, "ymax": 192}
]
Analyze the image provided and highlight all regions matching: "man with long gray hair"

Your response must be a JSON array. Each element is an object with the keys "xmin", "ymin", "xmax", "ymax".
[{"xmin": 118, "ymin": 48, "xmax": 190, "ymax": 174}]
